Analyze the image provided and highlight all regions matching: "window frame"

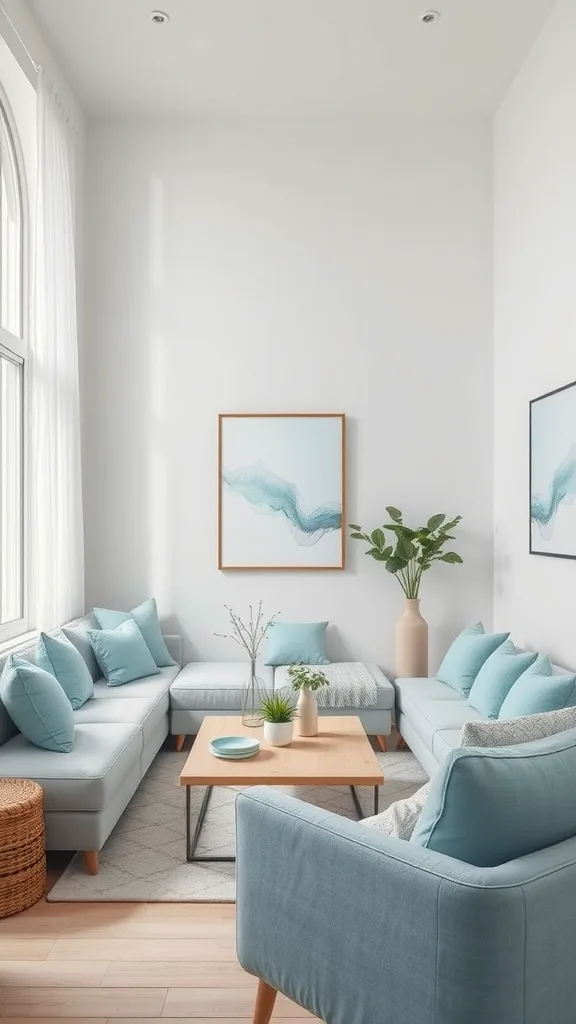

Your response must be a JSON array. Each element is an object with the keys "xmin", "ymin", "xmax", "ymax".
[{"xmin": 0, "ymin": 81, "xmax": 30, "ymax": 646}]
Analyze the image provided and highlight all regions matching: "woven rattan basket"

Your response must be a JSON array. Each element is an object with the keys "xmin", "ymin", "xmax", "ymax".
[{"xmin": 0, "ymin": 779, "xmax": 45, "ymax": 918}]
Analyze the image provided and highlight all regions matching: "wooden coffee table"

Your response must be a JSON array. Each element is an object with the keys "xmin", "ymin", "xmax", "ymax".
[{"xmin": 179, "ymin": 715, "xmax": 384, "ymax": 863}]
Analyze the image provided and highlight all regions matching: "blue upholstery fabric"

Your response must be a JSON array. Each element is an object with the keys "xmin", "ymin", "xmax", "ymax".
[
  {"xmin": 36, "ymin": 631, "xmax": 94, "ymax": 709},
  {"xmin": 467, "ymin": 639, "xmax": 537, "ymax": 718},
  {"xmin": 266, "ymin": 621, "xmax": 329, "ymax": 666},
  {"xmin": 436, "ymin": 623, "xmax": 509, "ymax": 696},
  {"xmin": 93, "ymin": 598, "xmax": 176, "ymax": 668},
  {"xmin": 0, "ymin": 655, "xmax": 74, "ymax": 752},
  {"xmin": 236, "ymin": 787, "xmax": 576, "ymax": 1024},
  {"xmin": 411, "ymin": 729, "xmax": 576, "ymax": 866},
  {"xmin": 500, "ymin": 669, "xmax": 576, "ymax": 719},
  {"xmin": 89, "ymin": 619, "xmax": 160, "ymax": 685}
]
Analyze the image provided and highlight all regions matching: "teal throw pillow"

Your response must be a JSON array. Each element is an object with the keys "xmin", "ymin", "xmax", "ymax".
[
  {"xmin": 0, "ymin": 655, "xmax": 74, "ymax": 752},
  {"xmin": 499, "ymin": 670, "xmax": 576, "ymax": 720},
  {"xmin": 467, "ymin": 639, "xmax": 537, "ymax": 719},
  {"xmin": 36, "ymin": 631, "xmax": 94, "ymax": 710},
  {"xmin": 436, "ymin": 623, "xmax": 509, "ymax": 696},
  {"xmin": 89, "ymin": 619, "xmax": 160, "ymax": 686},
  {"xmin": 93, "ymin": 598, "xmax": 175, "ymax": 668},
  {"xmin": 411, "ymin": 728, "xmax": 576, "ymax": 866},
  {"xmin": 266, "ymin": 621, "xmax": 329, "ymax": 667}
]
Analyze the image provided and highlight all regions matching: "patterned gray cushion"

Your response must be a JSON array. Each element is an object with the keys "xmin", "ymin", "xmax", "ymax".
[
  {"xmin": 361, "ymin": 781, "xmax": 432, "ymax": 840},
  {"xmin": 459, "ymin": 706, "xmax": 576, "ymax": 747},
  {"xmin": 362, "ymin": 707, "xmax": 576, "ymax": 841}
]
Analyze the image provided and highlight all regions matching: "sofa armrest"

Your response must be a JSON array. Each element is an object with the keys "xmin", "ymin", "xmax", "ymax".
[
  {"xmin": 163, "ymin": 634, "xmax": 183, "ymax": 667},
  {"xmin": 236, "ymin": 788, "xmax": 535, "ymax": 1024}
]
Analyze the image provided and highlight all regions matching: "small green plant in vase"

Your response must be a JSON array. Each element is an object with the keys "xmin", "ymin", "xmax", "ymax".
[
  {"xmin": 349, "ymin": 507, "xmax": 464, "ymax": 677},
  {"xmin": 260, "ymin": 693, "xmax": 299, "ymax": 747},
  {"xmin": 288, "ymin": 666, "xmax": 329, "ymax": 737}
]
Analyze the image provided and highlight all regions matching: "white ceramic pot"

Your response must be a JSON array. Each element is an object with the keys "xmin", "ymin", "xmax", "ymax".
[
  {"xmin": 297, "ymin": 688, "xmax": 318, "ymax": 736},
  {"xmin": 263, "ymin": 721, "xmax": 294, "ymax": 747}
]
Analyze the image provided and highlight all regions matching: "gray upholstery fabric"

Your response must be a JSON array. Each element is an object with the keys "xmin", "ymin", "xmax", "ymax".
[
  {"xmin": 91, "ymin": 664, "xmax": 179, "ymax": 700},
  {"xmin": 398, "ymin": 712, "xmax": 444, "ymax": 778},
  {"xmin": 394, "ymin": 676, "xmax": 463, "ymax": 710},
  {"xmin": 163, "ymin": 634, "xmax": 183, "ymax": 666},
  {"xmin": 432, "ymin": 729, "xmax": 462, "ymax": 762},
  {"xmin": 62, "ymin": 613, "xmax": 102, "ymax": 681},
  {"xmin": 170, "ymin": 662, "xmax": 274, "ymax": 712},
  {"xmin": 0, "ymin": 722, "xmax": 142, "ymax": 811},
  {"xmin": 273, "ymin": 662, "xmax": 395, "ymax": 710},
  {"xmin": 44, "ymin": 767, "xmax": 142, "ymax": 851},
  {"xmin": 170, "ymin": 707, "xmax": 393, "ymax": 737},
  {"xmin": 74, "ymin": 693, "xmax": 168, "ymax": 746},
  {"xmin": 400, "ymin": 692, "xmax": 483, "ymax": 748}
]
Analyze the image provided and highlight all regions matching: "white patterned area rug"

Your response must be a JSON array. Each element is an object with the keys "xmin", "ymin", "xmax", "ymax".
[{"xmin": 47, "ymin": 747, "xmax": 427, "ymax": 903}]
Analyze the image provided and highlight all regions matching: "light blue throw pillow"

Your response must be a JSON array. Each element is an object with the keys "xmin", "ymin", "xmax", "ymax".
[
  {"xmin": 499, "ymin": 668, "xmax": 576, "ymax": 720},
  {"xmin": 36, "ymin": 631, "xmax": 94, "ymax": 710},
  {"xmin": 436, "ymin": 623, "xmax": 509, "ymax": 697},
  {"xmin": 89, "ymin": 619, "xmax": 160, "ymax": 686},
  {"xmin": 266, "ymin": 621, "xmax": 330, "ymax": 667},
  {"xmin": 93, "ymin": 598, "xmax": 175, "ymax": 668},
  {"xmin": 467, "ymin": 639, "xmax": 537, "ymax": 719},
  {"xmin": 0, "ymin": 655, "xmax": 74, "ymax": 752},
  {"xmin": 411, "ymin": 728, "xmax": 576, "ymax": 866}
]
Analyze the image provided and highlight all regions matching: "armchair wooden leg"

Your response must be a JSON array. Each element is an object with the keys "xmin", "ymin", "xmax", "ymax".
[
  {"xmin": 376, "ymin": 735, "xmax": 388, "ymax": 752},
  {"xmin": 175, "ymin": 734, "xmax": 186, "ymax": 752},
  {"xmin": 253, "ymin": 979, "xmax": 278, "ymax": 1024},
  {"xmin": 83, "ymin": 850, "xmax": 99, "ymax": 875}
]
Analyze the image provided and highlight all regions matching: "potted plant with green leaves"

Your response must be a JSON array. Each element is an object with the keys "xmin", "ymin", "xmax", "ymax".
[
  {"xmin": 288, "ymin": 666, "xmax": 329, "ymax": 737},
  {"xmin": 349, "ymin": 508, "xmax": 463, "ymax": 677},
  {"xmin": 260, "ymin": 693, "xmax": 299, "ymax": 747}
]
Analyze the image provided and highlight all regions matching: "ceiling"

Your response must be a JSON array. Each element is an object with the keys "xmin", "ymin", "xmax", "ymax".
[{"xmin": 28, "ymin": 0, "xmax": 557, "ymax": 117}]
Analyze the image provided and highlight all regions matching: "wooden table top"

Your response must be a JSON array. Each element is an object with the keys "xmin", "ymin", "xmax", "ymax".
[{"xmin": 179, "ymin": 715, "xmax": 384, "ymax": 787}]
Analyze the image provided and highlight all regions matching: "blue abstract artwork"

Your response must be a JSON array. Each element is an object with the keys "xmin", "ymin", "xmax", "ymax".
[
  {"xmin": 218, "ymin": 414, "xmax": 345, "ymax": 569},
  {"xmin": 530, "ymin": 380, "xmax": 576, "ymax": 558}
]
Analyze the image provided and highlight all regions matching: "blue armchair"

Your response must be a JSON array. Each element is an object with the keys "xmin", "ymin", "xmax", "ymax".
[{"xmin": 236, "ymin": 787, "xmax": 576, "ymax": 1024}]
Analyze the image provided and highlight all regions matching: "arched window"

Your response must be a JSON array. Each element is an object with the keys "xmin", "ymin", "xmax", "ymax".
[{"xmin": 0, "ymin": 91, "xmax": 26, "ymax": 642}]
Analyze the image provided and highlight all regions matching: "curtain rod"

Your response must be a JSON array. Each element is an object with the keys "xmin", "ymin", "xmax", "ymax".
[{"xmin": 0, "ymin": 1, "xmax": 41, "ymax": 73}]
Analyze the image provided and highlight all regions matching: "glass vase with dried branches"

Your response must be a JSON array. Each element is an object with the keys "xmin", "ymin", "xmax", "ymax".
[{"xmin": 215, "ymin": 602, "xmax": 279, "ymax": 726}]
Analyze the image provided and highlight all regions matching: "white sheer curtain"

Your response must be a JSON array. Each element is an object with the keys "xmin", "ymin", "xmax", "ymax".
[{"xmin": 30, "ymin": 73, "xmax": 84, "ymax": 630}]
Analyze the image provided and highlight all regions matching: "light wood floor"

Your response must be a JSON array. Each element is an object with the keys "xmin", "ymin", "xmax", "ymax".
[{"xmin": 0, "ymin": 899, "xmax": 318, "ymax": 1021}]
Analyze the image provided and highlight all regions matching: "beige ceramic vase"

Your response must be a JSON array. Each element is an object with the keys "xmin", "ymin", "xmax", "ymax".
[
  {"xmin": 297, "ymin": 688, "xmax": 318, "ymax": 737},
  {"xmin": 395, "ymin": 599, "xmax": 429, "ymax": 677}
]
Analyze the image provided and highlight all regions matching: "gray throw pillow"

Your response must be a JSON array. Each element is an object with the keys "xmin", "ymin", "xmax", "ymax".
[
  {"xmin": 459, "ymin": 706, "xmax": 576, "ymax": 747},
  {"xmin": 362, "ymin": 706, "xmax": 576, "ymax": 842}
]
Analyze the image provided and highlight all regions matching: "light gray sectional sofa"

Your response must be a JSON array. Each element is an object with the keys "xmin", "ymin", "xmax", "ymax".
[
  {"xmin": 395, "ymin": 656, "xmax": 573, "ymax": 777},
  {"xmin": 0, "ymin": 618, "xmax": 394, "ymax": 873},
  {"xmin": 0, "ymin": 613, "xmax": 182, "ymax": 874}
]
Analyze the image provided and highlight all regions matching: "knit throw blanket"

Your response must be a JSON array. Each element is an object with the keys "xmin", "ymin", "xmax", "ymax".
[{"xmin": 312, "ymin": 662, "xmax": 379, "ymax": 709}]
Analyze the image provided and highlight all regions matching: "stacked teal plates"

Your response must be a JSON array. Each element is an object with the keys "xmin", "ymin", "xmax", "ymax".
[{"xmin": 210, "ymin": 736, "xmax": 260, "ymax": 760}]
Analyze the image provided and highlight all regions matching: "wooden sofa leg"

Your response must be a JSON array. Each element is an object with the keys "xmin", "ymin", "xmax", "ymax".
[
  {"xmin": 175, "ymin": 734, "xmax": 186, "ymax": 752},
  {"xmin": 253, "ymin": 979, "xmax": 278, "ymax": 1024},
  {"xmin": 83, "ymin": 850, "xmax": 99, "ymax": 875},
  {"xmin": 376, "ymin": 735, "xmax": 388, "ymax": 752}
]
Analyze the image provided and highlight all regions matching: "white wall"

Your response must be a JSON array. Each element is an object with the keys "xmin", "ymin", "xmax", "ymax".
[
  {"xmin": 494, "ymin": 0, "xmax": 576, "ymax": 668},
  {"xmin": 83, "ymin": 116, "xmax": 493, "ymax": 671}
]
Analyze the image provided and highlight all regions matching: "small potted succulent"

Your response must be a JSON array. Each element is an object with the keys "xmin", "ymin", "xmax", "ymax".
[
  {"xmin": 288, "ymin": 666, "xmax": 329, "ymax": 737},
  {"xmin": 260, "ymin": 693, "xmax": 299, "ymax": 747}
]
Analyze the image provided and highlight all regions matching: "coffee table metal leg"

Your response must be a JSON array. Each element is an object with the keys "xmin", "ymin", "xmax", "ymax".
[
  {"xmin": 350, "ymin": 785, "xmax": 380, "ymax": 820},
  {"xmin": 186, "ymin": 785, "xmax": 236, "ymax": 864}
]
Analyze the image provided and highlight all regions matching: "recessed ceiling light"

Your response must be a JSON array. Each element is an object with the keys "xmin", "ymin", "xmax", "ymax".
[
  {"xmin": 150, "ymin": 10, "xmax": 170, "ymax": 25},
  {"xmin": 421, "ymin": 10, "xmax": 440, "ymax": 23}
]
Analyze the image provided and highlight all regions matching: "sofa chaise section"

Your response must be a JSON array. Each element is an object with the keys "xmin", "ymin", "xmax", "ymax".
[
  {"xmin": 395, "ymin": 675, "xmax": 484, "ymax": 776},
  {"xmin": 0, "ymin": 614, "xmax": 183, "ymax": 872}
]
